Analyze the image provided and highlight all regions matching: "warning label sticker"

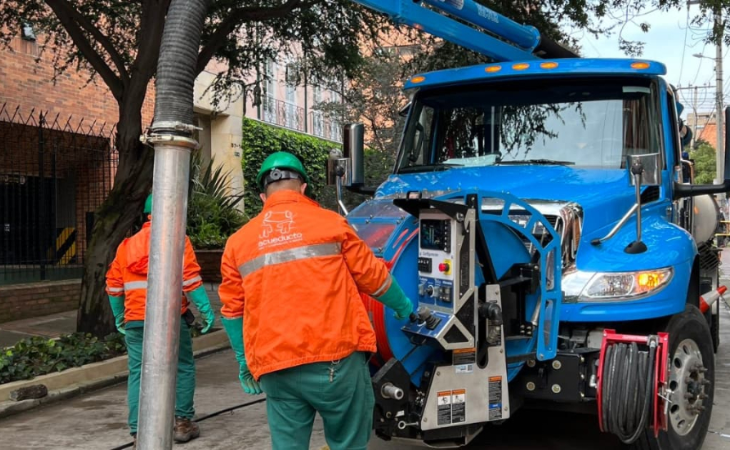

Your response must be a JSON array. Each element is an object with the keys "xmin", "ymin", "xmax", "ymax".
[
  {"xmin": 437, "ymin": 391, "xmax": 452, "ymax": 426},
  {"xmin": 488, "ymin": 377, "xmax": 503, "ymax": 420},
  {"xmin": 451, "ymin": 389, "xmax": 466, "ymax": 423},
  {"xmin": 453, "ymin": 348, "xmax": 476, "ymax": 366}
]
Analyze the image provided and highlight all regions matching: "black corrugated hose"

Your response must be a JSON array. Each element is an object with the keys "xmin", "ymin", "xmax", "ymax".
[
  {"xmin": 152, "ymin": 0, "xmax": 210, "ymax": 131},
  {"xmin": 109, "ymin": 398, "xmax": 267, "ymax": 450},
  {"xmin": 600, "ymin": 341, "xmax": 657, "ymax": 444}
]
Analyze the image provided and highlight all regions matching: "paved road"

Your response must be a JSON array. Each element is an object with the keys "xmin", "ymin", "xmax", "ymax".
[{"xmin": 1, "ymin": 283, "xmax": 729, "ymax": 449}]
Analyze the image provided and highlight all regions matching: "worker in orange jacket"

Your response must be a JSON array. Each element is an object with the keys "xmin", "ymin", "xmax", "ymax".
[
  {"xmin": 106, "ymin": 194, "xmax": 215, "ymax": 446},
  {"xmin": 219, "ymin": 152, "xmax": 413, "ymax": 450}
]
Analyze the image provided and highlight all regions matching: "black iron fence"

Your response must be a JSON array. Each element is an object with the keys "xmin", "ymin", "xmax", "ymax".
[{"xmin": 0, "ymin": 103, "xmax": 118, "ymax": 285}]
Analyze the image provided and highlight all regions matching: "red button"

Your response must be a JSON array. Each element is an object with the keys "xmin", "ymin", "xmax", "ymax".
[{"xmin": 438, "ymin": 263, "xmax": 449, "ymax": 272}]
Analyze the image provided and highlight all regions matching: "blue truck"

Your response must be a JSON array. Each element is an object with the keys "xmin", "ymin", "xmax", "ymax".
[{"xmin": 327, "ymin": 1, "xmax": 727, "ymax": 449}]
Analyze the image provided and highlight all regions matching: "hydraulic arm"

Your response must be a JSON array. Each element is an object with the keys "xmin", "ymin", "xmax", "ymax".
[{"xmin": 353, "ymin": 0, "xmax": 578, "ymax": 61}]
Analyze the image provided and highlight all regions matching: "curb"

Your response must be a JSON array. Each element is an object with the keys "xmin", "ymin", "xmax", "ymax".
[{"xmin": 0, "ymin": 330, "xmax": 230, "ymax": 419}]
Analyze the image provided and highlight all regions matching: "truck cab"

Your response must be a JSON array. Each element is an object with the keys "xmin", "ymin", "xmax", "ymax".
[{"xmin": 340, "ymin": 58, "xmax": 723, "ymax": 449}]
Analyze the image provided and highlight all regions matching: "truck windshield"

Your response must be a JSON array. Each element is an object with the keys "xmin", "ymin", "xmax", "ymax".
[{"xmin": 398, "ymin": 78, "xmax": 662, "ymax": 172}]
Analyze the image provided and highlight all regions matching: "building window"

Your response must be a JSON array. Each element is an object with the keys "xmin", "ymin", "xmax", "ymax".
[{"xmin": 264, "ymin": 59, "xmax": 276, "ymax": 123}]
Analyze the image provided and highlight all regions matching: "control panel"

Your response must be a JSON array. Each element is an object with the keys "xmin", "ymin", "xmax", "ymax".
[{"xmin": 418, "ymin": 214, "xmax": 457, "ymax": 308}]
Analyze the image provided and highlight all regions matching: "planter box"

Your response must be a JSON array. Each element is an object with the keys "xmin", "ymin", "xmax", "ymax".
[{"xmin": 195, "ymin": 249, "xmax": 224, "ymax": 283}]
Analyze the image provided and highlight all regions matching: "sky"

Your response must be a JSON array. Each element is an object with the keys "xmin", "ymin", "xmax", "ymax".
[{"xmin": 575, "ymin": 3, "xmax": 727, "ymax": 117}]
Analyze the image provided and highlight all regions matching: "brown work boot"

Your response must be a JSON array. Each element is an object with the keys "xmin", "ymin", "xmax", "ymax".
[{"xmin": 174, "ymin": 417, "xmax": 200, "ymax": 443}]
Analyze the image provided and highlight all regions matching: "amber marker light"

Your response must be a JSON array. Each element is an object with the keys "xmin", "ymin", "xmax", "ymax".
[
  {"xmin": 410, "ymin": 76, "xmax": 426, "ymax": 84},
  {"xmin": 485, "ymin": 65, "xmax": 502, "ymax": 73},
  {"xmin": 540, "ymin": 62, "xmax": 558, "ymax": 69},
  {"xmin": 512, "ymin": 63, "xmax": 530, "ymax": 70},
  {"xmin": 631, "ymin": 62, "xmax": 650, "ymax": 70}
]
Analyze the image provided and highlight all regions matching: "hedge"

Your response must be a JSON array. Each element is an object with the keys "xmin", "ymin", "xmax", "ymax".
[
  {"xmin": 242, "ymin": 118, "xmax": 340, "ymax": 217},
  {"xmin": 242, "ymin": 119, "xmax": 396, "ymax": 218}
]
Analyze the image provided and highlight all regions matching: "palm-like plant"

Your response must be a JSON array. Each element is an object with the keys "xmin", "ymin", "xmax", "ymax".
[{"xmin": 187, "ymin": 151, "xmax": 248, "ymax": 249}]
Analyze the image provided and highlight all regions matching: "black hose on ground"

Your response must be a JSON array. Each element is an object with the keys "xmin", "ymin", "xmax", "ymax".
[
  {"xmin": 600, "ymin": 341, "xmax": 657, "ymax": 444},
  {"xmin": 109, "ymin": 398, "xmax": 267, "ymax": 450},
  {"xmin": 152, "ymin": 0, "xmax": 210, "ymax": 131}
]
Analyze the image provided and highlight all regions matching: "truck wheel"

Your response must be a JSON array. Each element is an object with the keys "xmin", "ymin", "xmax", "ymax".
[{"xmin": 628, "ymin": 305, "xmax": 715, "ymax": 450}]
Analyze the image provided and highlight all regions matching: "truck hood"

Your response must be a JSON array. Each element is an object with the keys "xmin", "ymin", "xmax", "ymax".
[{"xmin": 376, "ymin": 165, "xmax": 640, "ymax": 237}]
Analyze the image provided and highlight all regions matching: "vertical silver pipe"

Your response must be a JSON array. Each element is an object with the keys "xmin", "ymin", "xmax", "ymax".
[{"xmin": 137, "ymin": 141, "xmax": 193, "ymax": 449}]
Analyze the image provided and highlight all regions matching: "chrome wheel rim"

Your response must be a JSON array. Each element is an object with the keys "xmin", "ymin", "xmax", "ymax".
[{"xmin": 668, "ymin": 339, "xmax": 709, "ymax": 436}]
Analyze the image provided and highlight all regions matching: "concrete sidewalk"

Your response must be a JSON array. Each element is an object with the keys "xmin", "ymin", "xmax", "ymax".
[
  {"xmin": 0, "ymin": 349, "xmax": 329, "ymax": 450},
  {"xmin": 0, "ymin": 282, "xmax": 223, "ymax": 348}
]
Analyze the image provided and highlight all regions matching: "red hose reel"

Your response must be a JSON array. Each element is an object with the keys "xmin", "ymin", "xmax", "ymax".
[{"xmin": 596, "ymin": 329, "xmax": 670, "ymax": 439}]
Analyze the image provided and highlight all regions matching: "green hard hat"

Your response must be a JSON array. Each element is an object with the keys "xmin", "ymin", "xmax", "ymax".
[
  {"xmin": 144, "ymin": 194, "xmax": 153, "ymax": 214},
  {"xmin": 256, "ymin": 151, "xmax": 310, "ymax": 191}
]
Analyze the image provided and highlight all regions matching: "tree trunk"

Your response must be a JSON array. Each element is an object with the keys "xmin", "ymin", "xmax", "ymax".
[{"xmin": 77, "ymin": 103, "xmax": 154, "ymax": 336}]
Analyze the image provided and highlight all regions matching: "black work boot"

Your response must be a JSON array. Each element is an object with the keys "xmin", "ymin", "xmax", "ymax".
[{"xmin": 173, "ymin": 417, "xmax": 201, "ymax": 443}]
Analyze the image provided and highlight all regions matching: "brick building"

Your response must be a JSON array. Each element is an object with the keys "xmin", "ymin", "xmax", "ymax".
[{"xmin": 0, "ymin": 32, "xmax": 156, "ymax": 288}]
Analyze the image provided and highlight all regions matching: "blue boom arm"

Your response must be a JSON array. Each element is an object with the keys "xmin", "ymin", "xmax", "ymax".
[{"xmin": 354, "ymin": 0, "xmax": 557, "ymax": 61}]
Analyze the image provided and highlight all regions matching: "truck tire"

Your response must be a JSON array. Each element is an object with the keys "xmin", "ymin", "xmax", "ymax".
[{"xmin": 628, "ymin": 305, "xmax": 715, "ymax": 450}]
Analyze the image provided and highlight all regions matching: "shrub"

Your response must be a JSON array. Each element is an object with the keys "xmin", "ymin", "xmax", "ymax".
[
  {"xmin": 242, "ymin": 118, "xmax": 338, "ymax": 217},
  {"xmin": 241, "ymin": 118, "xmax": 396, "ymax": 217},
  {"xmin": 0, "ymin": 333, "xmax": 127, "ymax": 384},
  {"xmin": 187, "ymin": 151, "xmax": 249, "ymax": 249}
]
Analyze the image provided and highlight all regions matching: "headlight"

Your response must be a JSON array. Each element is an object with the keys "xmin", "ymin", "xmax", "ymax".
[{"xmin": 563, "ymin": 267, "xmax": 673, "ymax": 302}]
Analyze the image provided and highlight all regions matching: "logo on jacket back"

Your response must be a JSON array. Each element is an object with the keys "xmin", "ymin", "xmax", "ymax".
[{"xmin": 259, "ymin": 210, "xmax": 302, "ymax": 248}]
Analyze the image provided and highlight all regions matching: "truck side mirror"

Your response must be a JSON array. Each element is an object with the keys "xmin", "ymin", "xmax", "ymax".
[
  {"xmin": 343, "ymin": 123, "xmax": 365, "ymax": 187},
  {"xmin": 624, "ymin": 154, "xmax": 661, "ymax": 254},
  {"xmin": 673, "ymin": 106, "xmax": 730, "ymax": 199},
  {"xmin": 627, "ymin": 153, "xmax": 661, "ymax": 187}
]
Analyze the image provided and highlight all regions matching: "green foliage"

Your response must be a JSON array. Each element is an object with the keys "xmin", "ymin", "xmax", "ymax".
[
  {"xmin": 241, "ymin": 118, "xmax": 339, "ymax": 217},
  {"xmin": 690, "ymin": 143, "xmax": 717, "ymax": 185},
  {"xmin": 241, "ymin": 119, "xmax": 397, "ymax": 217},
  {"xmin": 0, "ymin": 325, "xmax": 206, "ymax": 384},
  {"xmin": 187, "ymin": 151, "xmax": 248, "ymax": 249},
  {"xmin": 0, "ymin": 333, "xmax": 127, "ymax": 385}
]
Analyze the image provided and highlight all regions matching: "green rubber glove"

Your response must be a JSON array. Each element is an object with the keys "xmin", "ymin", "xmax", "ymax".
[
  {"xmin": 108, "ymin": 295, "xmax": 126, "ymax": 335},
  {"xmin": 221, "ymin": 316, "xmax": 262, "ymax": 395},
  {"xmin": 186, "ymin": 286, "xmax": 216, "ymax": 334},
  {"xmin": 374, "ymin": 276, "xmax": 414, "ymax": 321}
]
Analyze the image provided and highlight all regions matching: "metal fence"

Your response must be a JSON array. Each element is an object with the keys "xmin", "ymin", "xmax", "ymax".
[
  {"xmin": 309, "ymin": 112, "xmax": 342, "ymax": 143},
  {"xmin": 0, "ymin": 103, "xmax": 118, "ymax": 285},
  {"xmin": 262, "ymin": 96, "xmax": 306, "ymax": 133}
]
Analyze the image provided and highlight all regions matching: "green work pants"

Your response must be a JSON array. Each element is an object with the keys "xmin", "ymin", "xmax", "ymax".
[
  {"xmin": 125, "ymin": 321, "xmax": 196, "ymax": 435},
  {"xmin": 259, "ymin": 352, "xmax": 375, "ymax": 450}
]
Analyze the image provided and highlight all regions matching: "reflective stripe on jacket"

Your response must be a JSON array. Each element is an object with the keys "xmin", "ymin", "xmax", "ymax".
[
  {"xmin": 219, "ymin": 190, "xmax": 389, "ymax": 380},
  {"xmin": 105, "ymin": 222, "xmax": 203, "ymax": 322}
]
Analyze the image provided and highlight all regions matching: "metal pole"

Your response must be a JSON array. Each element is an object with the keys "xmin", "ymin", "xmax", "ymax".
[
  {"xmin": 716, "ymin": 6, "xmax": 725, "ymax": 194},
  {"xmin": 693, "ymin": 86, "xmax": 698, "ymax": 148},
  {"xmin": 136, "ymin": 137, "xmax": 195, "ymax": 450}
]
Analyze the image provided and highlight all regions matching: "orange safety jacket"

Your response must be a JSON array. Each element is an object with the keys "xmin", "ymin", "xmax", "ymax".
[
  {"xmin": 105, "ymin": 221, "xmax": 204, "ymax": 322},
  {"xmin": 219, "ymin": 190, "xmax": 392, "ymax": 380}
]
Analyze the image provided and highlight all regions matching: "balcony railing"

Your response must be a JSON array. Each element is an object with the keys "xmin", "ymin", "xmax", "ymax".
[
  {"xmin": 260, "ymin": 96, "xmax": 343, "ymax": 143},
  {"xmin": 262, "ymin": 96, "xmax": 305, "ymax": 133},
  {"xmin": 309, "ymin": 112, "xmax": 342, "ymax": 143}
]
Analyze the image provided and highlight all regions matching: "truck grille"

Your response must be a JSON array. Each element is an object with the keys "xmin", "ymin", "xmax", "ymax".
[{"xmin": 514, "ymin": 202, "xmax": 583, "ymax": 269}]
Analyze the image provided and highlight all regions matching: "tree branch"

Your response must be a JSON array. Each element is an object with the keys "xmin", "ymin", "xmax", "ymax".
[
  {"xmin": 196, "ymin": 0, "xmax": 319, "ymax": 74},
  {"xmin": 45, "ymin": 0, "xmax": 124, "ymax": 100},
  {"xmin": 47, "ymin": 0, "xmax": 130, "ymax": 83}
]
